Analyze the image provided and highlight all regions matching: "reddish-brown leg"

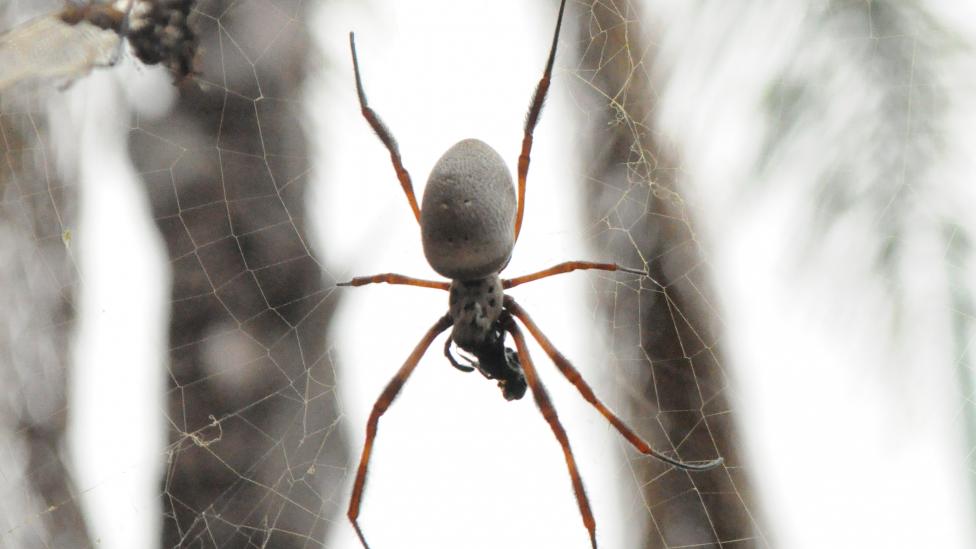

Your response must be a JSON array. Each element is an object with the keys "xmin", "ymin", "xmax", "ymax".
[
  {"xmin": 338, "ymin": 273, "xmax": 449, "ymax": 291},
  {"xmin": 503, "ymin": 261, "xmax": 646, "ymax": 289},
  {"xmin": 349, "ymin": 33, "xmax": 422, "ymax": 223},
  {"xmin": 505, "ymin": 297, "xmax": 724, "ymax": 471},
  {"xmin": 348, "ymin": 315, "xmax": 453, "ymax": 548},
  {"xmin": 514, "ymin": 0, "xmax": 567, "ymax": 241},
  {"xmin": 503, "ymin": 316, "xmax": 597, "ymax": 549}
]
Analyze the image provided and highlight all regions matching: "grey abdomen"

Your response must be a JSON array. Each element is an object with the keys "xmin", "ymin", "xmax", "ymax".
[{"xmin": 421, "ymin": 139, "xmax": 516, "ymax": 280}]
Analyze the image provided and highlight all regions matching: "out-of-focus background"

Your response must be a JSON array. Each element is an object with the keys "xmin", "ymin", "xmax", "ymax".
[{"xmin": 2, "ymin": 1, "xmax": 975, "ymax": 548}]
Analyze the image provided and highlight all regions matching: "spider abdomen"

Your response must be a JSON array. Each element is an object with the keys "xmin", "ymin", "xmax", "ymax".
[{"xmin": 421, "ymin": 139, "xmax": 516, "ymax": 280}]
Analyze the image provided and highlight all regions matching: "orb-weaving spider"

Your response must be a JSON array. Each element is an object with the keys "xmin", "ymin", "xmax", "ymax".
[{"xmin": 340, "ymin": 2, "xmax": 723, "ymax": 547}]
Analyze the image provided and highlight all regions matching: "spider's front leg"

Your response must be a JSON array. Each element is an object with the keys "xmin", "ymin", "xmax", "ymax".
[
  {"xmin": 502, "ymin": 314, "xmax": 597, "ymax": 549},
  {"xmin": 347, "ymin": 314, "xmax": 452, "ymax": 549},
  {"xmin": 504, "ymin": 296, "xmax": 724, "ymax": 471}
]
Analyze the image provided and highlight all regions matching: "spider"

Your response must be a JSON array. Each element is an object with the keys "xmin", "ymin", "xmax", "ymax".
[{"xmin": 340, "ymin": 1, "xmax": 723, "ymax": 547}]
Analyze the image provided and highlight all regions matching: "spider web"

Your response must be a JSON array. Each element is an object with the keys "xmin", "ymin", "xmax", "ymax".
[{"xmin": 2, "ymin": 1, "xmax": 975, "ymax": 549}]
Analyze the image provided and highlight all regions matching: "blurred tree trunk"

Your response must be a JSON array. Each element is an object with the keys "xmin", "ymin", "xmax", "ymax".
[
  {"xmin": 127, "ymin": 2, "xmax": 348, "ymax": 547},
  {"xmin": 632, "ymin": 1, "xmax": 972, "ymax": 545},
  {"xmin": 0, "ymin": 5, "xmax": 90, "ymax": 548},
  {"xmin": 575, "ymin": 1, "xmax": 763, "ymax": 546}
]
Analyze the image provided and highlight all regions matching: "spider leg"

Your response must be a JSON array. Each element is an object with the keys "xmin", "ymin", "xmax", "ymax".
[
  {"xmin": 505, "ymin": 297, "xmax": 724, "ymax": 471},
  {"xmin": 503, "ymin": 316, "xmax": 597, "ymax": 549},
  {"xmin": 348, "ymin": 32, "xmax": 422, "ymax": 223},
  {"xmin": 443, "ymin": 336, "xmax": 476, "ymax": 373},
  {"xmin": 503, "ymin": 261, "xmax": 649, "ymax": 289},
  {"xmin": 514, "ymin": 0, "xmax": 567, "ymax": 241},
  {"xmin": 348, "ymin": 314, "xmax": 453, "ymax": 549},
  {"xmin": 338, "ymin": 273, "xmax": 449, "ymax": 291}
]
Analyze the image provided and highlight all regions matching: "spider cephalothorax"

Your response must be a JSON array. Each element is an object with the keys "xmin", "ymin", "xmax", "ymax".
[
  {"xmin": 340, "ymin": 2, "xmax": 723, "ymax": 548},
  {"xmin": 448, "ymin": 276, "xmax": 505, "ymax": 348},
  {"xmin": 443, "ymin": 275, "xmax": 526, "ymax": 400}
]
